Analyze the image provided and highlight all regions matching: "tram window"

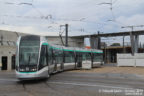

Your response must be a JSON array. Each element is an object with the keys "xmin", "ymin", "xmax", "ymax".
[
  {"xmin": 76, "ymin": 52, "xmax": 82, "ymax": 67},
  {"xmin": 53, "ymin": 49, "xmax": 63, "ymax": 64},
  {"xmin": 39, "ymin": 45, "xmax": 47, "ymax": 70},
  {"xmin": 93, "ymin": 53, "xmax": 103, "ymax": 62},
  {"xmin": 48, "ymin": 47, "xmax": 53, "ymax": 65},
  {"xmin": 82, "ymin": 53, "xmax": 91, "ymax": 61},
  {"xmin": 86, "ymin": 53, "xmax": 91, "ymax": 61},
  {"xmin": 15, "ymin": 46, "xmax": 19, "ymax": 70},
  {"xmin": 19, "ymin": 40, "xmax": 40, "ymax": 66},
  {"xmin": 82, "ymin": 53, "xmax": 86, "ymax": 60},
  {"xmin": 76, "ymin": 52, "xmax": 82, "ymax": 63},
  {"xmin": 58, "ymin": 50, "xmax": 63, "ymax": 64},
  {"xmin": 64, "ymin": 51, "xmax": 75, "ymax": 63}
]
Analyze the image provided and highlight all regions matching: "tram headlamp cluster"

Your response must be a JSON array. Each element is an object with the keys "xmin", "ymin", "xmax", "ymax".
[
  {"xmin": 19, "ymin": 67, "xmax": 37, "ymax": 72},
  {"xmin": 19, "ymin": 68, "xmax": 25, "ymax": 72},
  {"xmin": 31, "ymin": 68, "xmax": 37, "ymax": 71}
]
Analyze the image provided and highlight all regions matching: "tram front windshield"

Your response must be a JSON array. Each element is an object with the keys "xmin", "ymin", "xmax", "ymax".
[{"xmin": 19, "ymin": 37, "xmax": 40, "ymax": 66}]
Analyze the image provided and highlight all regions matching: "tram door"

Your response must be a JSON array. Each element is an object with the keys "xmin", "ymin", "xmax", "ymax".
[
  {"xmin": 2, "ymin": 56, "xmax": 7, "ymax": 70},
  {"xmin": 11, "ymin": 55, "xmax": 15, "ymax": 69},
  {"xmin": 77, "ymin": 52, "xmax": 82, "ymax": 68}
]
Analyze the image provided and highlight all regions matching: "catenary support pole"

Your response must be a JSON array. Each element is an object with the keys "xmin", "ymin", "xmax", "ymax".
[{"xmin": 65, "ymin": 24, "xmax": 68, "ymax": 47}]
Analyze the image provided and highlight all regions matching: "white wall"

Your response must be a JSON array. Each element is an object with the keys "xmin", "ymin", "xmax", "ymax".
[
  {"xmin": 0, "ymin": 46, "xmax": 16, "ymax": 71},
  {"xmin": 117, "ymin": 53, "xmax": 144, "ymax": 67}
]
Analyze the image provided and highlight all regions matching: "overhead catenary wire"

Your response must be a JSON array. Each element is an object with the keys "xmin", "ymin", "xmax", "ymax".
[
  {"xmin": 0, "ymin": 0, "xmax": 54, "ymax": 27},
  {"xmin": 31, "ymin": 4, "xmax": 44, "ymax": 17},
  {"xmin": 0, "ymin": 0, "xmax": 124, "ymax": 36},
  {"xmin": 98, "ymin": 0, "xmax": 118, "ymax": 22},
  {"xmin": 18, "ymin": 1, "xmax": 52, "ymax": 20},
  {"xmin": 1, "ymin": 1, "xmax": 53, "ymax": 20},
  {"xmin": 113, "ymin": 0, "xmax": 118, "ymax": 4},
  {"xmin": 1, "ymin": 14, "xmax": 52, "ymax": 20},
  {"xmin": 1, "ymin": 1, "xmax": 105, "ymax": 23}
]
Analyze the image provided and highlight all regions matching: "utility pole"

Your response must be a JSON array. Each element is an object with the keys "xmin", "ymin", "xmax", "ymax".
[
  {"xmin": 104, "ymin": 43, "xmax": 107, "ymax": 64},
  {"xmin": 59, "ymin": 24, "xmax": 69, "ymax": 47},
  {"xmin": 97, "ymin": 31, "xmax": 101, "ymax": 49},
  {"xmin": 65, "ymin": 24, "xmax": 68, "ymax": 47},
  {"xmin": 121, "ymin": 25, "xmax": 144, "ymax": 55},
  {"xmin": 122, "ymin": 36, "xmax": 125, "ymax": 53}
]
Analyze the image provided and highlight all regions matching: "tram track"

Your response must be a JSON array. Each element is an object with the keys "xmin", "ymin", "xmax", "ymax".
[
  {"xmin": 43, "ymin": 81, "xmax": 64, "ymax": 96},
  {"xmin": 49, "ymin": 78, "xmax": 144, "ymax": 90},
  {"xmin": 22, "ymin": 82, "xmax": 36, "ymax": 96},
  {"xmin": 49, "ymin": 73, "xmax": 144, "ymax": 89},
  {"xmin": 0, "ymin": 72, "xmax": 144, "ymax": 96}
]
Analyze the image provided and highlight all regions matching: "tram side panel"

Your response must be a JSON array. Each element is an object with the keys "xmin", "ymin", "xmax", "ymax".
[
  {"xmin": 38, "ymin": 45, "xmax": 49, "ymax": 78},
  {"xmin": 48, "ymin": 47, "xmax": 62, "ymax": 73},
  {"xmin": 39, "ymin": 44, "xmax": 103, "ymax": 76},
  {"xmin": 76, "ymin": 52, "xmax": 82, "ymax": 68},
  {"xmin": 47, "ymin": 46, "xmax": 55, "ymax": 74},
  {"xmin": 54, "ymin": 48, "xmax": 63, "ymax": 72},
  {"xmin": 81, "ymin": 52, "xmax": 92, "ymax": 69},
  {"xmin": 63, "ymin": 51, "xmax": 75, "ymax": 71},
  {"xmin": 92, "ymin": 53, "xmax": 103, "ymax": 68}
]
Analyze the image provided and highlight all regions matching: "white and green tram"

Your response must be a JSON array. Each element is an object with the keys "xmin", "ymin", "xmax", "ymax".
[{"xmin": 15, "ymin": 35, "xmax": 103, "ymax": 80}]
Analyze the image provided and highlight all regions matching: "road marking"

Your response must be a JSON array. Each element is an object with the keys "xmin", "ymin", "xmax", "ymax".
[
  {"xmin": 0, "ymin": 78, "xmax": 18, "ymax": 82},
  {"xmin": 48, "ymin": 81, "xmax": 135, "ymax": 90},
  {"xmin": 0, "ymin": 72, "xmax": 15, "ymax": 75},
  {"xmin": 0, "ymin": 78, "xmax": 142, "ymax": 90}
]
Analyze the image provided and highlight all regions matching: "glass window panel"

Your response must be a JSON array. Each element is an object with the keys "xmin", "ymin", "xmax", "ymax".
[
  {"xmin": 54, "ymin": 49, "xmax": 63, "ymax": 64},
  {"xmin": 93, "ymin": 53, "xmax": 103, "ymax": 62},
  {"xmin": 39, "ymin": 45, "xmax": 47, "ymax": 69},
  {"xmin": 19, "ymin": 41, "xmax": 40, "ymax": 66},
  {"xmin": 48, "ymin": 47, "xmax": 53, "ymax": 65},
  {"xmin": 82, "ymin": 53, "xmax": 91, "ymax": 61},
  {"xmin": 64, "ymin": 51, "xmax": 75, "ymax": 63}
]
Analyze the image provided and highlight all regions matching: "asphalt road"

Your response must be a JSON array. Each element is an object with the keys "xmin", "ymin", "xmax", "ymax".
[{"xmin": 0, "ymin": 71, "xmax": 144, "ymax": 96}]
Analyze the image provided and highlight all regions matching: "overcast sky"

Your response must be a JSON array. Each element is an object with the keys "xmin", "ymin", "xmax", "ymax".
[{"xmin": 0, "ymin": 0, "xmax": 144, "ymax": 45}]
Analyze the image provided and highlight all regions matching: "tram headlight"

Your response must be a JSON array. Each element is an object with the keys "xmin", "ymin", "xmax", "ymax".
[
  {"xmin": 31, "ymin": 68, "xmax": 37, "ymax": 71},
  {"xmin": 19, "ymin": 68, "xmax": 25, "ymax": 72}
]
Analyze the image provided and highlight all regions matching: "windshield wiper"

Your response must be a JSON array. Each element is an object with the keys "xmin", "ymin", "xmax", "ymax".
[{"xmin": 28, "ymin": 54, "xmax": 31, "ymax": 66}]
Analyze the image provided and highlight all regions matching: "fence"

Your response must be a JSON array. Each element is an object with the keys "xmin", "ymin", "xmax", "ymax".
[{"xmin": 117, "ymin": 53, "xmax": 144, "ymax": 67}]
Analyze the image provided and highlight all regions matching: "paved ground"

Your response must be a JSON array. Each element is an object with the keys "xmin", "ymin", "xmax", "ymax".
[
  {"xmin": 73, "ymin": 66, "xmax": 144, "ymax": 76},
  {"xmin": 0, "ymin": 70, "xmax": 144, "ymax": 96}
]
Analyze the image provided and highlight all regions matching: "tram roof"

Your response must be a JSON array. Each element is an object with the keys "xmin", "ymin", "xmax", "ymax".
[{"xmin": 45, "ymin": 42, "xmax": 103, "ymax": 53}]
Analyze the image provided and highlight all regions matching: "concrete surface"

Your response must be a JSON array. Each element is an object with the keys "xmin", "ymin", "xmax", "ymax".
[
  {"xmin": 73, "ymin": 66, "xmax": 144, "ymax": 77},
  {"xmin": 0, "ymin": 71, "xmax": 144, "ymax": 96}
]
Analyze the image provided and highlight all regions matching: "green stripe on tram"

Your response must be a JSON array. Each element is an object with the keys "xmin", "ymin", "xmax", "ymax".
[
  {"xmin": 93, "ymin": 51, "xmax": 103, "ymax": 53},
  {"xmin": 19, "ymin": 72, "xmax": 36, "ymax": 73},
  {"xmin": 42, "ymin": 42, "xmax": 103, "ymax": 53},
  {"xmin": 42, "ymin": 43, "xmax": 49, "ymax": 45},
  {"xmin": 63, "ymin": 49, "xmax": 74, "ymax": 52}
]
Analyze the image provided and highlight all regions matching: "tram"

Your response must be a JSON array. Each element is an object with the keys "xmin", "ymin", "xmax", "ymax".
[{"xmin": 15, "ymin": 35, "xmax": 103, "ymax": 80}]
